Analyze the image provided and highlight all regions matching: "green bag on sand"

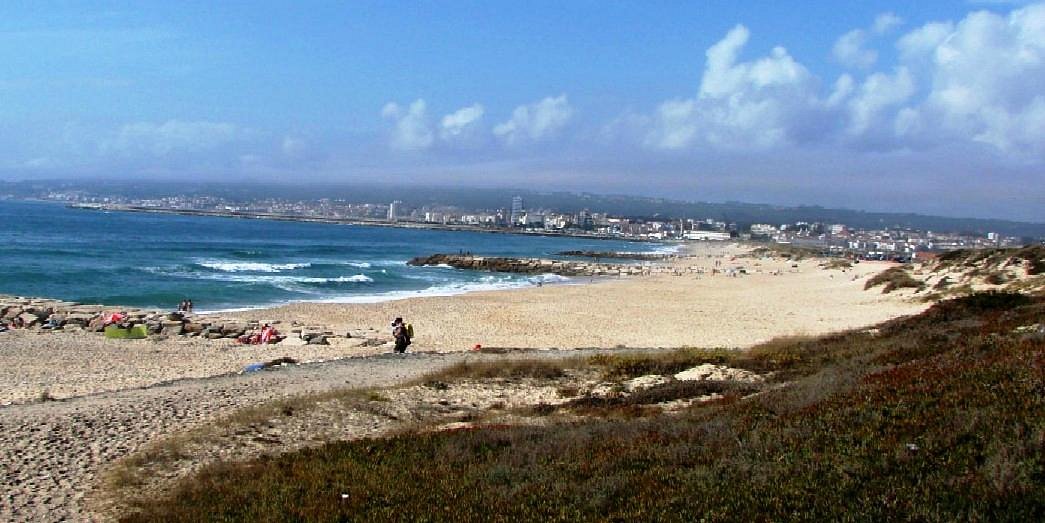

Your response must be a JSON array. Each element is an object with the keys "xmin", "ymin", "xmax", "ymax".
[
  {"xmin": 406, "ymin": 323, "xmax": 414, "ymax": 338},
  {"xmin": 104, "ymin": 325, "xmax": 148, "ymax": 339},
  {"xmin": 104, "ymin": 326, "xmax": 130, "ymax": 339}
]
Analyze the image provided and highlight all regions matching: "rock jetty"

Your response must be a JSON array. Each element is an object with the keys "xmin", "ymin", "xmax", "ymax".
[
  {"xmin": 408, "ymin": 254, "xmax": 698, "ymax": 277},
  {"xmin": 557, "ymin": 250, "xmax": 674, "ymax": 261},
  {"xmin": 0, "ymin": 295, "xmax": 387, "ymax": 346}
]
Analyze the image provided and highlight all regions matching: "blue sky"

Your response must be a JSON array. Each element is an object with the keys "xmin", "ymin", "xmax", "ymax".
[{"xmin": 1, "ymin": 1, "xmax": 1043, "ymax": 221}]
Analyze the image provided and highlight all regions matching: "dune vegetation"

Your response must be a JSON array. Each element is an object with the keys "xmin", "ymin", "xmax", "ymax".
[{"xmin": 121, "ymin": 292, "xmax": 1043, "ymax": 522}]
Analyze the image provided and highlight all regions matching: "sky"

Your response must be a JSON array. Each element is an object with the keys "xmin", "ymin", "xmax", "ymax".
[{"xmin": 1, "ymin": 1, "xmax": 1043, "ymax": 222}]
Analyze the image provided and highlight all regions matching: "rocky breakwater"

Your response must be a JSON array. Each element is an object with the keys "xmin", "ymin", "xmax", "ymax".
[
  {"xmin": 556, "ymin": 250, "xmax": 676, "ymax": 261},
  {"xmin": 408, "ymin": 254, "xmax": 695, "ymax": 277},
  {"xmin": 0, "ymin": 295, "xmax": 390, "ymax": 347}
]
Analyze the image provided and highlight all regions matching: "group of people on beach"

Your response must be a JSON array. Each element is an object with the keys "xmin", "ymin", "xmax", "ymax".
[
  {"xmin": 177, "ymin": 299, "xmax": 194, "ymax": 313},
  {"xmin": 237, "ymin": 323, "xmax": 282, "ymax": 345}
]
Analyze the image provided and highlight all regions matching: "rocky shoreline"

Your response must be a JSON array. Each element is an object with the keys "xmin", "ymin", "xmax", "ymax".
[
  {"xmin": 0, "ymin": 295, "xmax": 388, "ymax": 347},
  {"xmin": 556, "ymin": 250, "xmax": 676, "ymax": 261},
  {"xmin": 407, "ymin": 253, "xmax": 702, "ymax": 276}
]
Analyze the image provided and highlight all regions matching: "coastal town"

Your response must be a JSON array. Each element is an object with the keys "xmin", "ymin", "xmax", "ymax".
[{"xmin": 26, "ymin": 188, "xmax": 1040, "ymax": 261}]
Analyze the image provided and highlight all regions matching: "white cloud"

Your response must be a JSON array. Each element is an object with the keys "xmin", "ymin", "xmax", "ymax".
[
  {"xmin": 635, "ymin": 3, "xmax": 1045, "ymax": 159},
  {"xmin": 103, "ymin": 120, "xmax": 248, "ymax": 156},
  {"xmin": 873, "ymin": 12, "xmax": 904, "ymax": 34},
  {"xmin": 493, "ymin": 95, "xmax": 573, "ymax": 144},
  {"xmin": 381, "ymin": 99, "xmax": 434, "ymax": 150},
  {"xmin": 827, "ymin": 74, "xmax": 855, "ymax": 107},
  {"xmin": 848, "ymin": 67, "xmax": 916, "ymax": 135},
  {"xmin": 898, "ymin": 3, "xmax": 1045, "ymax": 154},
  {"xmin": 896, "ymin": 21, "xmax": 954, "ymax": 62},
  {"xmin": 833, "ymin": 29, "xmax": 878, "ymax": 69},
  {"xmin": 644, "ymin": 99, "xmax": 698, "ymax": 150},
  {"xmin": 646, "ymin": 25, "xmax": 822, "ymax": 150},
  {"xmin": 439, "ymin": 103, "xmax": 484, "ymax": 140},
  {"xmin": 833, "ymin": 13, "xmax": 903, "ymax": 70}
]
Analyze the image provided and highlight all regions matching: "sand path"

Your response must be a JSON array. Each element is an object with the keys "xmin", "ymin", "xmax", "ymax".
[{"xmin": 0, "ymin": 352, "xmax": 495, "ymax": 522}]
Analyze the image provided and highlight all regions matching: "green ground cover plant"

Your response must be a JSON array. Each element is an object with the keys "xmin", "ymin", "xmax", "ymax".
[
  {"xmin": 121, "ymin": 293, "xmax": 1044, "ymax": 522},
  {"xmin": 865, "ymin": 266, "xmax": 924, "ymax": 293}
]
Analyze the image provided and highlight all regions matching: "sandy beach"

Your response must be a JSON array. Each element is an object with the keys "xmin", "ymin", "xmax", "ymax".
[
  {"xmin": 0, "ymin": 242, "xmax": 929, "ymax": 521},
  {"xmin": 242, "ymin": 245, "xmax": 921, "ymax": 351},
  {"xmin": 0, "ymin": 243, "xmax": 925, "ymax": 406}
]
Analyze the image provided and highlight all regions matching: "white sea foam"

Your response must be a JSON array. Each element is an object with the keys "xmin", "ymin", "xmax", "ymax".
[
  {"xmin": 311, "ymin": 272, "xmax": 576, "ymax": 304},
  {"xmin": 198, "ymin": 271, "xmax": 584, "ymax": 312},
  {"xmin": 197, "ymin": 260, "xmax": 312, "ymax": 273}
]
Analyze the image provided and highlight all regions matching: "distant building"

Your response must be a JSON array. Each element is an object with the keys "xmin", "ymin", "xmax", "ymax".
[
  {"xmin": 510, "ymin": 196, "xmax": 524, "ymax": 226},
  {"xmin": 388, "ymin": 200, "xmax": 401, "ymax": 222},
  {"xmin": 576, "ymin": 209, "xmax": 593, "ymax": 230}
]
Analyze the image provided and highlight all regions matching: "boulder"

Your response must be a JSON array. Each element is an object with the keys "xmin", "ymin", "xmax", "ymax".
[
  {"xmin": 16, "ymin": 312, "xmax": 40, "ymax": 327},
  {"xmin": 221, "ymin": 322, "xmax": 248, "ymax": 336},
  {"xmin": 162, "ymin": 324, "xmax": 184, "ymax": 336},
  {"xmin": 182, "ymin": 322, "xmax": 204, "ymax": 334}
]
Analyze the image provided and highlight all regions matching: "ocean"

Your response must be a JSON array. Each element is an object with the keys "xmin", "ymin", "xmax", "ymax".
[{"xmin": 0, "ymin": 200, "xmax": 670, "ymax": 312}]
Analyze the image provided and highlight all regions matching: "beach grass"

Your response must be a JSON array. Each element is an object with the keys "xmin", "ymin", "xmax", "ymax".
[
  {"xmin": 864, "ymin": 265, "xmax": 924, "ymax": 293},
  {"xmin": 118, "ymin": 292, "xmax": 1044, "ymax": 522}
]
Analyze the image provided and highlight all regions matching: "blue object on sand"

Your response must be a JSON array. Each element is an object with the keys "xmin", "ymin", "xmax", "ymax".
[{"xmin": 244, "ymin": 363, "xmax": 265, "ymax": 372}]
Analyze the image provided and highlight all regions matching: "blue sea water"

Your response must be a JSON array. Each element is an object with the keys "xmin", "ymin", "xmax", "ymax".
[{"xmin": 0, "ymin": 200, "xmax": 669, "ymax": 312}]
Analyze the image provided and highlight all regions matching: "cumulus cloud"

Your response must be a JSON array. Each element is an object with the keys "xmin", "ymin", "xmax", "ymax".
[
  {"xmin": 493, "ymin": 95, "xmax": 573, "ymax": 144},
  {"xmin": 897, "ymin": 3, "xmax": 1045, "ymax": 155},
  {"xmin": 103, "ymin": 120, "xmax": 248, "ymax": 157},
  {"xmin": 872, "ymin": 12, "xmax": 904, "ymax": 34},
  {"xmin": 381, "ymin": 99, "xmax": 434, "ymax": 150},
  {"xmin": 833, "ymin": 13, "xmax": 903, "ymax": 70},
  {"xmin": 645, "ymin": 25, "xmax": 824, "ymax": 150},
  {"xmin": 833, "ymin": 29, "xmax": 878, "ymax": 69},
  {"xmin": 848, "ymin": 67, "xmax": 916, "ymax": 136},
  {"xmin": 896, "ymin": 21, "xmax": 954, "ymax": 63},
  {"xmin": 439, "ymin": 103, "xmax": 484, "ymax": 140},
  {"xmin": 634, "ymin": 3, "xmax": 1045, "ymax": 159},
  {"xmin": 382, "ymin": 100, "xmax": 491, "ymax": 148}
]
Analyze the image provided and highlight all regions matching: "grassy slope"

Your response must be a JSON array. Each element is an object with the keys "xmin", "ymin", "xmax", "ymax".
[{"xmin": 122, "ymin": 293, "xmax": 1044, "ymax": 522}]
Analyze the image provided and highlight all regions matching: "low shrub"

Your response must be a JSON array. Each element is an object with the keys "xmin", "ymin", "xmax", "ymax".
[
  {"xmin": 590, "ymin": 348, "xmax": 737, "ymax": 379},
  {"xmin": 120, "ymin": 294, "xmax": 1045, "ymax": 523},
  {"xmin": 865, "ymin": 266, "xmax": 924, "ymax": 293},
  {"xmin": 421, "ymin": 359, "xmax": 571, "ymax": 382}
]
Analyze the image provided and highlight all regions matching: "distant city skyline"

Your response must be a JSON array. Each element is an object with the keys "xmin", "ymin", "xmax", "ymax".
[{"xmin": 1, "ymin": 1, "xmax": 1043, "ymax": 221}]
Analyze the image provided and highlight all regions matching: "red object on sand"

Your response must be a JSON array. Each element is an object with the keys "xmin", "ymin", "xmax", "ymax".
[{"xmin": 473, "ymin": 344, "xmax": 482, "ymax": 351}]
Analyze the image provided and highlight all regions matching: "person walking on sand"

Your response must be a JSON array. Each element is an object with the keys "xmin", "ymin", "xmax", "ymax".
[{"xmin": 391, "ymin": 317, "xmax": 411, "ymax": 353}]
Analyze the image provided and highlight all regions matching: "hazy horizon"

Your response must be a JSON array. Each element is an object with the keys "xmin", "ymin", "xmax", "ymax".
[
  {"xmin": 2, "ymin": 1, "xmax": 1044, "ymax": 221},
  {"xmin": 12, "ymin": 178, "xmax": 1045, "ymax": 230}
]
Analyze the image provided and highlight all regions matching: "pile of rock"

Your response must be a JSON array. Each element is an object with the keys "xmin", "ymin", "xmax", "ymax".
[
  {"xmin": 557, "ymin": 250, "xmax": 675, "ymax": 261},
  {"xmin": 0, "ymin": 295, "xmax": 391, "ymax": 347},
  {"xmin": 408, "ymin": 254, "xmax": 698, "ymax": 277}
]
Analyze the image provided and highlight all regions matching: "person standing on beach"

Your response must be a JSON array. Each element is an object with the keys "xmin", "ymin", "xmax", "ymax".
[{"xmin": 392, "ymin": 317, "xmax": 411, "ymax": 353}]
